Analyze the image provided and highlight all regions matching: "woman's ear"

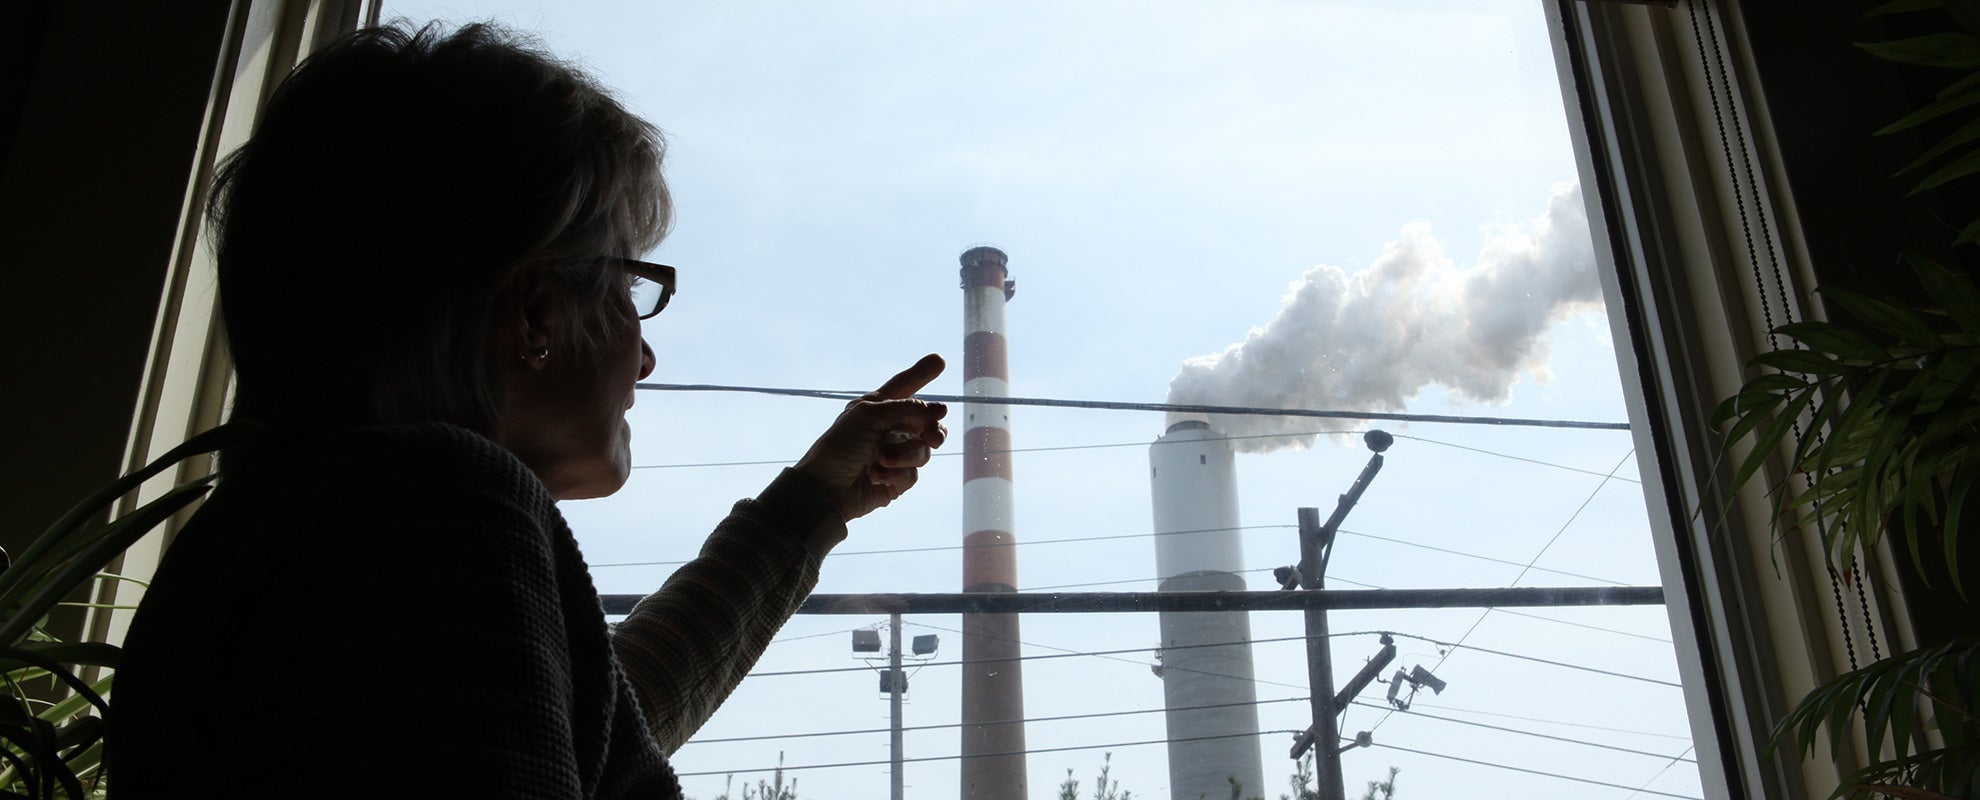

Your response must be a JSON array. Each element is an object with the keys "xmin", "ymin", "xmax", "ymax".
[{"xmin": 495, "ymin": 264, "xmax": 560, "ymax": 370}]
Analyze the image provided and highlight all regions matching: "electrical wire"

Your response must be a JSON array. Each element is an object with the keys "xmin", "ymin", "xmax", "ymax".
[
  {"xmin": 1333, "ymin": 527, "xmax": 1633, "ymax": 586},
  {"xmin": 588, "ymin": 524, "xmax": 1298, "ymax": 569},
  {"xmin": 1400, "ymin": 700, "xmax": 1693, "ymax": 742},
  {"xmin": 1015, "ymin": 570, "xmax": 1667, "ymax": 643},
  {"xmin": 1490, "ymin": 608, "xmax": 1672, "ymax": 644},
  {"xmin": 1370, "ymin": 448, "xmax": 1637, "ymax": 734},
  {"xmin": 844, "ymin": 622, "xmax": 1680, "ymax": 689},
  {"xmin": 1346, "ymin": 701, "xmax": 1695, "ymax": 763},
  {"xmin": 1624, "ymin": 744, "xmax": 1698, "ymax": 799},
  {"xmin": 767, "ymin": 626, "xmax": 872, "ymax": 646},
  {"xmin": 1376, "ymin": 631, "xmax": 1680, "ymax": 688},
  {"xmin": 637, "ymin": 383, "xmax": 1633, "ymax": 430},
  {"xmin": 681, "ymin": 696, "xmax": 1312, "ymax": 745},
  {"xmin": 681, "ymin": 694, "xmax": 1693, "ymax": 770},
  {"xmin": 627, "ymin": 428, "xmax": 1640, "ymax": 486},
  {"xmin": 672, "ymin": 729, "xmax": 1309, "ymax": 778},
  {"xmin": 743, "ymin": 632, "xmax": 1314, "ymax": 679},
  {"xmin": 592, "ymin": 522, "xmax": 1638, "ymax": 588},
  {"xmin": 897, "ymin": 621, "xmax": 1310, "ymax": 692},
  {"xmin": 1389, "ymin": 432, "xmax": 1642, "ymax": 484},
  {"xmin": 1363, "ymin": 741, "xmax": 1701, "ymax": 800},
  {"xmin": 630, "ymin": 428, "xmax": 1366, "ymax": 470},
  {"xmin": 679, "ymin": 727, "xmax": 1700, "ymax": 799}
]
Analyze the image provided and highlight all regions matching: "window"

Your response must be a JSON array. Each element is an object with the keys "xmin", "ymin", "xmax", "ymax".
[{"xmin": 385, "ymin": 2, "xmax": 1708, "ymax": 798}]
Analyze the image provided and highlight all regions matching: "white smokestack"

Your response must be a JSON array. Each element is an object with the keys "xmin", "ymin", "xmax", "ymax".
[
  {"xmin": 1149, "ymin": 421, "xmax": 1264, "ymax": 800},
  {"xmin": 1165, "ymin": 182, "xmax": 1600, "ymax": 452}
]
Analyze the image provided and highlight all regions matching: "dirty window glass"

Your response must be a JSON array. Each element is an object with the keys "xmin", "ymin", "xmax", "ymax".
[{"xmin": 387, "ymin": 2, "xmax": 1703, "ymax": 798}]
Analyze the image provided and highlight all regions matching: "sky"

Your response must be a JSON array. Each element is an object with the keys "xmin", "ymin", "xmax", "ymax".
[{"xmin": 384, "ymin": 2, "xmax": 1704, "ymax": 798}]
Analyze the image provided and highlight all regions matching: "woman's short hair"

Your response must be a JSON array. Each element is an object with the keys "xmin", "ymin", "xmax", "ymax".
[{"xmin": 209, "ymin": 21, "xmax": 668, "ymax": 453}]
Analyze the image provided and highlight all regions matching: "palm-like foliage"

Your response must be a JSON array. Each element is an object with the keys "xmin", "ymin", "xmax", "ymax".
[
  {"xmin": 1712, "ymin": 257, "xmax": 1980, "ymax": 592},
  {"xmin": 1710, "ymin": 3, "xmax": 1980, "ymax": 797},
  {"xmin": 1714, "ymin": 253, "xmax": 1980, "ymax": 800}
]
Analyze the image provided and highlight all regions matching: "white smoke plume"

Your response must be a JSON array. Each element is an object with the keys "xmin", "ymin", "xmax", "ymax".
[{"xmin": 1166, "ymin": 182, "xmax": 1601, "ymax": 452}]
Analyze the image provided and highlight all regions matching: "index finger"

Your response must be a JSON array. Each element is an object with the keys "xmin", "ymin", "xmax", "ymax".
[{"xmin": 868, "ymin": 353, "xmax": 946, "ymax": 400}]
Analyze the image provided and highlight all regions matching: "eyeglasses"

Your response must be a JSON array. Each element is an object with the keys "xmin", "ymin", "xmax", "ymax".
[{"xmin": 613, "ymin": 258, "xmax": 676, "ymax": 319}]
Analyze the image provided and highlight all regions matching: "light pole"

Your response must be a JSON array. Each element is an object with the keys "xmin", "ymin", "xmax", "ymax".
[{"xmin": 855, "ymin": 614, "xmax": 937, "ymax": 800}]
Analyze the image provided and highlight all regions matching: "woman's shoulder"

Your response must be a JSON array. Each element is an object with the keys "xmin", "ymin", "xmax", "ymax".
[
  {"xmin": 217, "ymin": 423, "xmax": 544, "ymax": 513},
  {"xmin": 172, "ymin": 423, "xmax": 559, "ymax": 568}
]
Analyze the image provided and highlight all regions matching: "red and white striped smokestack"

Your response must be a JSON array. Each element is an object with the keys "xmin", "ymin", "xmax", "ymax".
[{"xmin": 958, "ymin": 245, "xmax": 1028, "ymax": 800}]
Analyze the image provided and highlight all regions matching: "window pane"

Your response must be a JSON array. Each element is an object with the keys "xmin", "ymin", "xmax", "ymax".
[{"xmin": 387, "ymin": 2, "xmax": 1705, "ymax": 798}]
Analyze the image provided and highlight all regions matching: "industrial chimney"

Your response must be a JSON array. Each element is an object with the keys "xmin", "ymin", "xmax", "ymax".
[
  {"xmin": 1149, "ymin": 420, "xmax": 1265, "ymax": 800},
  {"xmin": 958, "ymin": 246, "xmax": 1028, "ymax": 800}
]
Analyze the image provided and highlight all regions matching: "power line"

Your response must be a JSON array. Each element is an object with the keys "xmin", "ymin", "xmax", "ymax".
[
  {"xmin": 755, "ymin": 621, "xmax": 1679, "ymax": 689},
  {"xmin": 1346, "ymin": 700, "xmax": 1695, "ymax": 763},
  {"xmin": 630, "ymin": 428, "xmax": 1364, "ymax": 470},
  {"xmin": 678, "ymin": 729, "xmax": 1700, "ymax": 799},
  {"xmin": 1371, "ymin": 448, "xmax": 1637, "ymax": 734},
  {"xmin": 591, "ymin": 523, "xmax": 1638, "ymax": 588},
  {"xmin": 1016, "ymin": 570, "xmax": 1669, "ymax": 643},
  {"xmin": 1333, "ymin": 527, "xmax": 1632, "ymax": 586},
  {"xmin": 1390, "ymin": 433, "xmax": 1642, "ymax": 484},
  {"xmin": 1625, "ymin": 744, "xmax": 1699, "ymax": 799},
  {"xmin": 636, "ymin": 382, "xmax": 1633, "ymax": 431},
  {"xmin": 1377, "ymin": 631, "xmax": 1681, "ymax": 688},
  {"xmin": 673, "ymin": 729, "xmax": 1307, "ymax": 778},
  {"xmin": 680, "ymin": 691, "xmax": 1695, "ymax": 767},
  {"xmin": 682, "ymin": 696, "xmax": 1313, "ymax": 745},
  {"xmin": 744, "ymin": 632, "xmax": 1314, "ymax": 679},
  {"xmin": 1401, "ymin": 700, "xmax": 1693, "ymax": 742},
  {"xmin": 899, "ymin": 620, "xmax": 1310, "ymax": 692},
  {"xmin": 768, "ymin": 626, "xmax": 871, "ymax": 646},
  {"xmin": 589, "ymin": 524, "xmax": 1296, "ymax": 569},
  {"xmin": 628, "ymin": 428, "xmax": 1640, "ymax": 489},
  {"xmin": 1490, "ymin": 608, "xmax": 1672, "ymax": 644},
  {"xmin": 1364, "ymin": 741, "xmax": 1702, "ymax": 800}
]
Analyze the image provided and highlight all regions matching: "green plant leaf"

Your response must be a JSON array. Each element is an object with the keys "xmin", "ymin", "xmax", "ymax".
[
  {"xmin": 1754, "ymin": 348, "xmax": 1849, "ymax": 375},
  {"xmin": 1745, "ymin": 373, "xmax": 1814, "ymax": 393},
  {"xmin": 1733, "ymin": 389, "xmax": 1820, "ymax": 506},
  {"xmin": 0, "ymin": 479, "xmax": 211, "ymax": 647},
  {"xmin": 1902, "ymin": 114, "xmax": 1980, "ymax": 175},
  {"xmin": 1713, "ymin": 390, "xmax": 1788, "ymax": 428},
  {"xmin": 1955, "ymin": 215, "xmax": 1980, "ymax": 245},
  {"xmin": 1879, "ymin": 76, "xmax": 1980, "ymax": 135},
  {"xmin": 0, "ymin": 422, "xmax": 251, "ymax": 604},
  {"xmin": 1951, "ymin": 0, "xmax": 1980, "ymax": 33},
  {"xmin": 1868, "ymin": 0, "xmax": 1947, "ymax": 16},
  {"xmin": 0, "ymin": 651, "xmax": 105, "ymax": 720},
  {"xmin": 1908, "ymin": 254, "xmax": 1980, "ymax": 336},
  {"xmin": 31, "ymin": 674, "xmax": 110, "ymax": 730},
  {"xmin": 1911, "ymin": 145, "xmax": 1980, "ymax": 194},
  {"xmin": 1948, "ymin": 464, "xmax": 1974, "ymax": 598},
  {"xmin": 1778, "ymin": 321, "xmax": 1891, "ymax": 362},
  {"xmin": 1823, "ymin": 288, "xmax": 1946, "ymax": 347},
  {"xmin": 1861, "ymin": 33, "xmax": 1980, "ymax": 69},
  {"xmin": 1725, "ymin": 387, "xmax": 1802, "ymax": 452},
  {"xmin": 0, "ymin": 643, "xmax": 117, "ymax": 674}
]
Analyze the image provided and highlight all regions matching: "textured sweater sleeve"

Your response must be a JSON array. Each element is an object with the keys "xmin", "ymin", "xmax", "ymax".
[{"xmin": 609, "ymin": 468, "xmax": 848, "ymax": 753}]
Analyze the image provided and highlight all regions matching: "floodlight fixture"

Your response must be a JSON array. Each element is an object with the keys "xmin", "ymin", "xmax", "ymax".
[
  {"xmin": 912, "ymin": 634, "xmax": 939, "ymax": 655},
  {"xmin": 1409, "ymin": 665, "xmax": 1447, "ymax": 695},
  {"xmin": 852, "ymin": 629, "xmax": 881, "ymax": 653}
]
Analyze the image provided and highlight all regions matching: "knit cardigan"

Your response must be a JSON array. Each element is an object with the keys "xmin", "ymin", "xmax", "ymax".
[{"xmin": 111, "ymin": 424, "xmax": 844, "ymax": 799}]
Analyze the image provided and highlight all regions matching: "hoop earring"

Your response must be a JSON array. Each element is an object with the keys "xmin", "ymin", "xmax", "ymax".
[{"xmin": 522, "ymin": 346, "xmax": 550, "ymax": 362}]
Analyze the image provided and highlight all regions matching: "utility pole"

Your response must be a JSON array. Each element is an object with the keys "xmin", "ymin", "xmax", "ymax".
[
  {"xmin": 1296, "ymin": 506, "xmax": 1344, "ymax": 800},
  {"xmin": 857, "ymin": 614, "xmax": 935, "ymax": 800},
  {"xmin": 890, "ymin": 612, "xmax": 904, "ymax": 800},
  {"xmin": 1285, "ymin": 430, "xmax": 1392, "ymax": 800}
]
